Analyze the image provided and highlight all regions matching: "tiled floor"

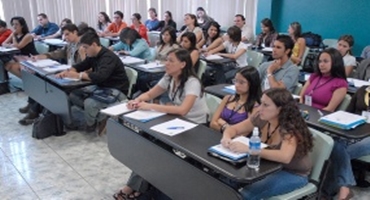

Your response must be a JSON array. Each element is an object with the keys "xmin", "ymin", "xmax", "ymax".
[
  {"xmin": 1, "ymin": 92, "xmax": 370, "ymax": 200},
  {"xmin": 0, "ymin": 92, "xmax": 131, "ymax": 199}
]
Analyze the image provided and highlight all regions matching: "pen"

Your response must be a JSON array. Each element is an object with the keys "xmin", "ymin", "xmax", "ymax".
[
  {"xmin": 317, "ymin": 110, "xmax": 324, "ymax": 117},
  {"xmin": 167, "ymin": 126, "xmax": 185, "ymax": 130}
]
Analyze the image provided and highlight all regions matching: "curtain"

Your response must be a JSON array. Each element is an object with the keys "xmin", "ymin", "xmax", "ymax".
[{"xmin": 0, "ymin": 0, "xmax": 257, "ymax": 34}]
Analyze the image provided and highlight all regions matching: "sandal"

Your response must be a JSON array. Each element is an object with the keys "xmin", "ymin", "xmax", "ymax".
[
  {"xmin": 113, "ymin": 190, "xmax": 129, "ymax": 200},
  {"xmin": 126, "ymin": 192, "xmax": 141, "ymax": 200}
]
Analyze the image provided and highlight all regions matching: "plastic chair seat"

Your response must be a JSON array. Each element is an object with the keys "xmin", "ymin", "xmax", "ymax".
[
  {"xmin": 268, "ymin": 183, "xmax": 316, "ymax": 200},
  {"xmin": 357, "ymin": 155, "xmax": 370, "ymax": 163}
]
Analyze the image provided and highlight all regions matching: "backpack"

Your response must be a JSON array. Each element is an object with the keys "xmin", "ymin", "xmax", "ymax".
[
  {"xmin": 302, "ymin": 52, "xmax": 319, "ymax": 73},
  {"xmin": 0, "ymin": 82, "xmax": 9, "ymax": 95},
  {"xmin": 201, "ymin": 68, "xmax": 216, "ymax": 87},
  {"xmin": 32, "ymin": 110, "xmax": 65, "ymax": 139},
  {"xmin": 355, "ymin": 59, "xmax": 370, "ymax": 81},
  {"xmin": 302, "ymin": 32, "xmax": 323, "ymax": 48}
]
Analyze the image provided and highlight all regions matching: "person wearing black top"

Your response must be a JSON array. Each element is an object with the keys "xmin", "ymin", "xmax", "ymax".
[
  {"xmin": 154, "ymin": 11, "xmax": 177, "ymax": 31},
  {"xmin": 323, "ymin": 85, "xmax": 370, "ymax": 199},
  {"xmin": 57, "ymin": 31, "xmax": 129, "ymax": 134}
]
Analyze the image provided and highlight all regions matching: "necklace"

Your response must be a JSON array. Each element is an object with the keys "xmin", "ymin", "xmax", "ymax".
[{"xmin": 265, "ymin": 122, "xmax": 279, "ymax": 143}]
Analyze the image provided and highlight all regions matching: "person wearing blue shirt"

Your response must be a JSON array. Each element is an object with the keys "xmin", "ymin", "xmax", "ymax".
[
  {"xmin": 144, "ymin": 8, "xmax": 160, "ymax": 31},
  {"xmin": 109, "ymin": 27, "xmax": 152, "ymax": 60},
  {"xmin": 31, "ymin": 13, "xmax": 59, "ymax": 40}
]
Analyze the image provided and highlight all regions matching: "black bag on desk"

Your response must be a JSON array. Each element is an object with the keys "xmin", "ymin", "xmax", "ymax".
[
  {"xmin": 302, "ymin": 32, "xmax": 323, "ymax": 48},
  {"xmin": 32, "ymin": 111, "xmax": 65, "ymax": 139},
  {"xmin": 0, "ymin": 82, "xmax": 9, "ymax": 95},
  {"xmin": 302, "ymin": 52, "xmax": 319, "ymax": 73}
]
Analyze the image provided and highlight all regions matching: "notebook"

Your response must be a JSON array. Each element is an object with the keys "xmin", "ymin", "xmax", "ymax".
[
  {"xmin": 100, "ymin": 103, "xmax": 132, "ymax": 116},
  {"xmin": 208, "ymin": 136, "xmax": 268, "ymax": 162},
  {"xmin": 319, "ymin": 111, "xmax": 366, "ymax": 130},
  {"xmin": 205, "ymin": 54, "xmax": 223, "ymax": 61},
  {"xmin": 119, "ymin": 56, "xmax": 145, "ymax": 65},
  {"xmin": 27, "ymin": 59, "xmax": 60, "ymax": 68}
]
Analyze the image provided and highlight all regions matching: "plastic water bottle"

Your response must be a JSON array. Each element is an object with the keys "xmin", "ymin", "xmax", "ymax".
[{"xmin": 247, "ymin": 127, "xmax": 261, "ymax": 169}]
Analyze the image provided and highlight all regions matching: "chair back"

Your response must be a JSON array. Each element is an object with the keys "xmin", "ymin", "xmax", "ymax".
[
  {"xmin": 148, "ymin": 32, "xmax": 160, "ymax": 48},
  {"xmin": 293, "ymin": 83, "xmax": 303, "ymax": 95},
  {"xmin": 100, "ymin": 38, "xmax": 110, "ymax": 48},
  {"xmin": 35, "ymin": 42, "xmax": 49, "ymax": 54},
  {"xmin": 246, "ymin": 51, "xmax": 264, "ymax": 68},
  {"xmin": 298, "ymin": 47, "xmax": 310, "ymax": 68},
  {"xmin": 308, "ymin": 127, "xmax": 334, "ymax": 182},
  {"xmin": 336, "ymin": 94, "xmax": 351, "ymax": 111},
  {"xmin": 148, "ymin": 47, "xmax": 156, "ymax": 61},
  {"xmin": 197, "ymin": 60, "xmax": 207, "ymax": 79},
  {"xmin": 205, "ymin": 93, "xmax": 222, "ymax": 122},
  {"xmin": 322, "ymin": 39, "xmax": 338, "ymax": 49},
  {"xmin": 124, "ymin": 67, "xmax": 138, "ymax": 99}
]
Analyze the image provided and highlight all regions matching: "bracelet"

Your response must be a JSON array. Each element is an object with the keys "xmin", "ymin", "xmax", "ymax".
[
  {"xmin": 78, "ymin": 72, "xmax": 83, "ymax": 80},
  {"xmin": 220, "ymin": 123, "xmax": 229, "ymax": 133},
  {"xmin": 267, "ymin": 73, "xmax": 273, "ymax": 78}
]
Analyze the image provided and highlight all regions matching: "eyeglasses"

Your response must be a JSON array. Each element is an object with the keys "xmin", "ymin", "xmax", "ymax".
[{"xmin": 232, "ymin": 79, "xmax": 248, "ymax": 85}]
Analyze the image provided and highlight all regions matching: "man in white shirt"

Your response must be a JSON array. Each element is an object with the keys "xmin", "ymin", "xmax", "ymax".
[{"xmin": 234, "ymin": 14, "xmax": 253, "ymax": 43}]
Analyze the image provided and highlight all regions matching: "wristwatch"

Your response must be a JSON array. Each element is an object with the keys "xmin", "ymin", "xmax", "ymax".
[
  {"xmin": 267, "ymin": 73, "xmax": 273, "ymax": 78},
  {"xmin": 79, "ymin": 72, "xmax": 83, "ymax": 80}
]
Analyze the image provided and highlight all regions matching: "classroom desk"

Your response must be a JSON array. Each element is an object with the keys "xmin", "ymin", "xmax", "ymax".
[
  {"xmin": 21, "ymin": 61, "xmax": 91, "ymax": 124},
  {"xmin": 127, "ymin": 62, "xmax": 166, "ymax": 73},
  {"xmin": 205, "ymin": 85, "xmax": 370, "ymax": 140},
  {"xmin": 298, "ymin": 104, "xmax": 370, "ymax": 140},
  {"xmin": 41, "ymin": 39, "xmax": 67, "ymax": 49},
  {"xmin": 201, "ymin": 56, "xmax": 235, "ymax": 65},
  {"xmin": 107, "ymin": 115, "xmax": 282, "ymax": 200}
]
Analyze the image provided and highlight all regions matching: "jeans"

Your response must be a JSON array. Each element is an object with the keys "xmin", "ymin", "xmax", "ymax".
[
  {"xmin": 323, "ymin": 137, "xmax": 370, "ymax": 195},
  {"xmin": 69, "ymin": 85, "xmax": 126, "ymax": 126},
  {"xmin": 240, "ymin": 170, "xmax": 308, "ymax": 200}
]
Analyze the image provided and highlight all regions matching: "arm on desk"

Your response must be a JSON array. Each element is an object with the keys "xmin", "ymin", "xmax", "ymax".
[
  {"xmin": 204, "ymin": 37, "xmax": 223, "ymax": 52},
  {"xmin": 218, "ymin": 47, "xmax": 246, "ymax": 60},
  {"xmin": 323, "ymin": 87, "xmax": 347, "ymax": 112},
  {"xmin": 2, "ymin": 33, "xmax": 13, "ymax": 46},
  {"xmin": 210, "ymin": 95, "xmax": 230, "ymax": 131},
  {"xmin": 221, "ymin": 117, "xmax": 254, "ymax": 148},
  {"xmin": 12, "ymin": 33, "xmax": 33, "ymax": 49},
  {"xmin": 207, "ymin": 42, "xmax": 225, "ymax": 55}
]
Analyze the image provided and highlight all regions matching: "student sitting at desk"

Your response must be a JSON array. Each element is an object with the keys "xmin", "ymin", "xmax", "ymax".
[
  {"xmin": 102, "ymin": 11, "xmax": 127, "ymax": 37},
  {"xmin": 221, "ymin": 88, "xmax": 313, "ymax": 200},
  {"xmin": 0, "ymin": 20, "xmax": 12, "ymax": 45},
  {"xmin": 196, "ymin": 7, "xmax": 214, "ymax": 32},
  {"xmin": 210, "ymin": 66, "xmax": 261, "ymax": 132},
  {"xmin": 180, "ymin": 32, "xmax": 200, "ymax": 72},
  {"xmin": 44, "ymin": 18, "xmax": 72, "ymax": 39},
  {"xmin": 288, "ymin": 22, "xmax": 306, "ymax": 65},
  {"xmin": 109, "ymin": 27, "xmax": 151, "ymax": 60},
  {"xmin": 56, "ymin": 31, "xmax": 129, "ymax": 134},
  {"xmin": 198, "ymin": 21, "xmax": 223, "ymax": 52},
  {"xmin": 176, "ymin": 14, "xmax": 204, "ymax": 48},
  {"xmin": 254, "ymin": 18, "xmax": 278, "ymax": 48},
  {"xmin": 206, "ymin": 26, "xmax": 248, "ymax": 84},
  {"xmin": 30, "ymin": 13, "xmax": 59, "ymax": 40},
  {"xmin": 322, "ymin": 85, "xmax": 370, "ymax": 199},
  {"xmin": 258, "ymin": 35, "xmax": 299, "ymax": 93},
  {"xmin": 113, "ymin": 48, "xmax": 209, "ymax": 200},
  {"xmin": 300, "ymin": 48, "xmax": 347, "ymax": 112},
  {"xmin": 144, "ymin": 8, "xmax": 159, "ymax": 31},
  {"xmin": 96, "ymin": 12, "xmax": 111, "ymax": 35},
  {"xmin": 336, "ymin": 34, "xmax": 356, "ymax": 77},
  {"xmin": 155, "ymin": 11, "xmax": 177, "ymax": 31},
  {"xmin": 130, "ymin": 13, "xmax": 149, "ymax": 44},
  {"xmin": 2, "ymin": 16, "xmax": 39, "ymax": 125}
]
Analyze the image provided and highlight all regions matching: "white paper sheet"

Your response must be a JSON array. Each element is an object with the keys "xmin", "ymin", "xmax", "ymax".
[
  {"xmin": 224, "ymin": 85, "xmax": 236, "ymax": 91},
  {"xmin": 43, "ymin": 39, "xmax": 67, "ymax": 45},
  {"xmin": 205, "ymin": 54, "xmax": 223, "ymax": 61},
  {"xmin": 262, "ymin": 47, "xmax": 273, "ymax": 52},
  {"xmin": 137, "ymin": 62, "xmax": 165, "ymax": 69},
  {"xmin": 120, "ymin": 56, "xmax": 145, "ymax": 65},
  {"xmin": 347, "ymin": 78, "xmax": 370, "ymax": 88},
  {"xmin": 150, "ymin": 118, "xmax": 197, "ymax": 136},
  {"xmin": 43, "ymin": 64, "xmax": 71, "ymax": 73},
  {"xmin": 0, "ymin": 47, "xmax": 18, "ymax": 52},
  {"xmin": 320, "ymin": 110, "xmax": 366, "ymax": 126},
  {"xmin": 28, "ymin": 59, "xmax": 60, "ymax": 68},
  {"xmin": 124, "ymin": 110, "xmax": 166, "ymax": 122},
  {"xmin": 100, "ymin": 103, "xmax": 132, "ymax": 116}
]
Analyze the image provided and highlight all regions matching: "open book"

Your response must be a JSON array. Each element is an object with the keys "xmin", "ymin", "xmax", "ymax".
[
  {"xmin": 27, "ymin": 59, "xmax": 60, "ymax": 68},
  {"xmin": 204, "ymin": 54, "xmax": 223, "ymax": 61},
  {"xmin": 208, "ymin": 136, "xmax": 268, "ymax": 162},
  {"xmin": 124, "ymin": 110, "xmax": 166, "ymax": 122}
]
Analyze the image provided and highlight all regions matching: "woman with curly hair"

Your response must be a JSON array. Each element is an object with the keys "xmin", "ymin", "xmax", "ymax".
[{"xmin": 221, "ymin": 88, "xmax": 314, "ymax": 200}]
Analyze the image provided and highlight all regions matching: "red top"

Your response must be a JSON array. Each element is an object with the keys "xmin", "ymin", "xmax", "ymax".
[
  {"xmin": 130, "ymin": 24, "xmax": 149, "ymax": 44},
  {"xmin": 0, "ymin": 29, "xmax": 12, "ymax": 45}
]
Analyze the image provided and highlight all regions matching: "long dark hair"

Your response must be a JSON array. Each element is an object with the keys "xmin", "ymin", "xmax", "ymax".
[
  {"xmin": 180, "ymin": 32, "xmax": 197, "ymax": 52},
  {"xmin": 158, "ymin": 26, "xmax": 177, "ymax": 46},
  {"xmin": 228, "ymin": 66, "xmax": 262, "ymax": 113},
  {"xmin": 11, "ymin": 16, "xmax": 29, "ymax": 34},
  {"xmin": 166, "ymin": 48, "xmax": 203, "ymax": 98},
  {"xmin": 261, "ymin": 18, "xmax": 275, "ymax": 33},
  {"xmin": 264, "ymin": 88, "xmax": 313, "ymax": 157},
  {"xmin": 98, "ymin": 12, "xmax": 111, "ymax": 30},
  {"xmin": 315, "ymin": 48, "xmax": 347, "ymax": 79},
  {"xmin": 119, "ymin": 27, "xmax": 142, "ymax": 47},
  {"xmin": 290, "ymin": 21, "xmax": 302, "ymax": 41},
  {"xmin": 205, "ymin": 21, "xmax": 220, "ymax": 43}
]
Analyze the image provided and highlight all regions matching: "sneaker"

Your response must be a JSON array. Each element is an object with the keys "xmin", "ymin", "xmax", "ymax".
[{"xmin": 19, "ymin": 103, "xmax": 31, "ymax": 114}]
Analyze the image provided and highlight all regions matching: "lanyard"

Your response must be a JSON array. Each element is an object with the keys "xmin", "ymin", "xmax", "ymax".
[
  {"xmin": 225, "ymin": 102, "xmax": 244, "ymax": 123},
  {"xmin": 170, "ymin": 81, "xmax": 180, "ymax": 103},
  {"xmin": 309, "ymin": 76, "xmax": 334, "ymax": 95},
  {"xmin": 264, "ymin": 123, "xmax": 280, "ymax": 144}
]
